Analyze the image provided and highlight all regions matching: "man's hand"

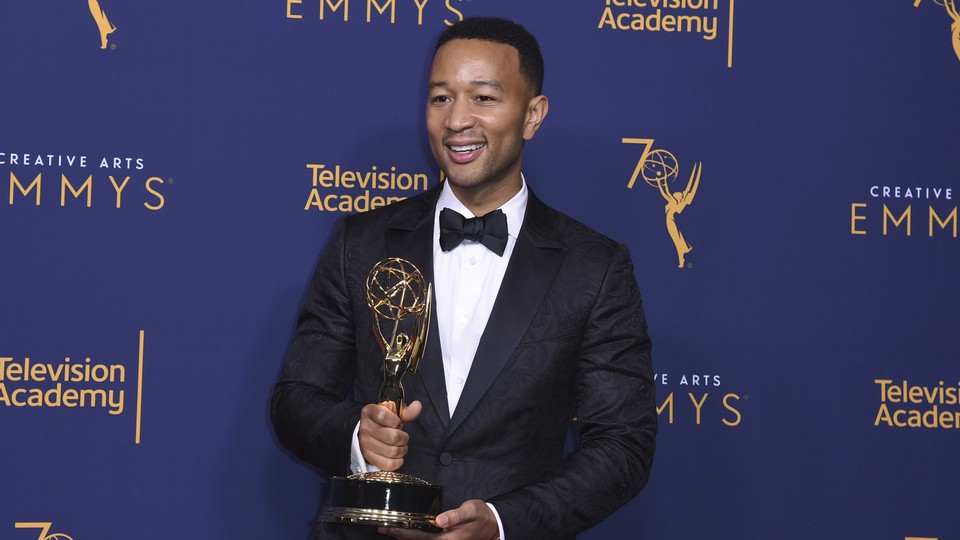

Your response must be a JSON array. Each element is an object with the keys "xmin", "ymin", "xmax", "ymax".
[
  {"xmin": 377, "ymin": 499, "xmax": 500, "ymax": 539},
  {"xmin": 358, "ymin": 400, "xmax": 422, "ymax": 471}
]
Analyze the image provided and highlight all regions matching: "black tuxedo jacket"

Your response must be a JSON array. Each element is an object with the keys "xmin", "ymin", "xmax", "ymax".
[{"xmin": 272, "ymin": 186, "xmax": 656, "ymax": 539}]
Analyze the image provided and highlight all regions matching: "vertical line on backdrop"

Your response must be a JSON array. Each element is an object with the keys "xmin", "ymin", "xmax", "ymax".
[
  {"xmin": 728, "ymin": 0, "xmax": 735, "ymax": 67},
  {"xmin": 136, "ymin": 329, "xmax": 145, "ymax": 444}
]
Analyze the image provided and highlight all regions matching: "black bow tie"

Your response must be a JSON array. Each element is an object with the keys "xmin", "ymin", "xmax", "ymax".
[{"xmin": 439, "ymin": 207, "xmax": 509, "ymax": 256}]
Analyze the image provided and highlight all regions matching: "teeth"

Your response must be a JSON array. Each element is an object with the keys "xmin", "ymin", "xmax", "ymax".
[{"xmin": 449, "ymin": 143, "xmax": 485, "ymax": 152}]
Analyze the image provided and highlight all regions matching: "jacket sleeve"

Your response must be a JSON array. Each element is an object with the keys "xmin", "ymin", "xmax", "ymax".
[
  {"xmin": 271, "ymin": 219, "xmax": 364, "ymax": 476},
  {"xmin": 489, "ymin": 244, "xmax": 657, "ymax": 539}
]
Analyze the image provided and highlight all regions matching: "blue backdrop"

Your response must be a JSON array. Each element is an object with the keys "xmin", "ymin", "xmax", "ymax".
[{"xmin": 2, "ymin": 1, "xmax": 958, "ymax": 539}]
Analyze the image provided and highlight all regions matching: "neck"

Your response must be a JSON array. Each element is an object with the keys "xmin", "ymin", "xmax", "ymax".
[{"xmin": 449, "ymin": 177, "xmax": 522, "ymax": 217}]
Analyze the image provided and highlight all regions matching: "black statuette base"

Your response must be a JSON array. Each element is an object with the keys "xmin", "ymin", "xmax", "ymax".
[{"xmin": 319, "ymin": 473, "xmax": 443, "ymax": 533}]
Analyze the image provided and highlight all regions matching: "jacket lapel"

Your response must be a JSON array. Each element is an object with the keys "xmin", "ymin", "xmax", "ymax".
[{"xmin": 446, "ymin": 190, "xmax": 567, "ymax": 435}]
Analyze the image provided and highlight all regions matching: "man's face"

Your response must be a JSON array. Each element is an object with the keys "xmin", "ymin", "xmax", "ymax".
[{"xmin": 427, "ymin": 38, "xmax": 542, "ymax": 200}]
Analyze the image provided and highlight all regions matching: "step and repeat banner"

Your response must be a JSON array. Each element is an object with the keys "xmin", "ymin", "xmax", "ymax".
[{"xmin": 1, "ymin": 1, "xmax": 958, "ymax": 539}]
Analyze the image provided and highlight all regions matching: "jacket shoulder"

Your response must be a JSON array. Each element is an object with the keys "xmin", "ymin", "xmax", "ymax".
[
  {"xmin": 529, "ymin": 195, "xmax": 626, "ymax": 258},
  {"xmin": 339, "ymin": 188, "xmax": 436, "ymax": 235}
]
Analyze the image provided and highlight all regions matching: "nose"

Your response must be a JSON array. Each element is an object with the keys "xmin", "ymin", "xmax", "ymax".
[{"xmin": 444, "ymin": 98, "xmax": 475, "ymax": 132}]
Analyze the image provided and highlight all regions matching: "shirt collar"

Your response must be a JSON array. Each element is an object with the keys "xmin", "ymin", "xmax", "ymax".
[{"xmin": 435, "ymin": 175, "xmax": 528, "ymax": 240}]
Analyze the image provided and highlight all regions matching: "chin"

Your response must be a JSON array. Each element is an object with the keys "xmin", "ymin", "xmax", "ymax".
[{"xmin": 446, "ymin": 172, "xmax": 487, "ymax": 189}]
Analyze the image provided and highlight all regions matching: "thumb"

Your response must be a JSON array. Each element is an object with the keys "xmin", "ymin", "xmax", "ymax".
[
  {"xmin": 400, "ymin": 400, "xmax": 422, "ymax": 424},
  {"xmin": 435, "ymin": 507, "xmax": 459, "ymax": 529},
  {"xmin": 435, "ymin": 500, "xmax": 477, "ymax": 529}
]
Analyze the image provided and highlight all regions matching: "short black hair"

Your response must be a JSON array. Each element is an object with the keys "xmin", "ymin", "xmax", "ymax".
[{"xmin": 435, "ymin": 17, "xmax": 545, "ymax": 95}]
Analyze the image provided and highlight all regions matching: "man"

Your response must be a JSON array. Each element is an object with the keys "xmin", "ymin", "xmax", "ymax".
[{"xmin": 272, "ymin": 17, "xmax": 656, "ymax": 540}]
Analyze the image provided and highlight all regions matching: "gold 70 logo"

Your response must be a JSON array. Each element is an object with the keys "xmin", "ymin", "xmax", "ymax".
[{"xmin": 14, "ymin": 522, "xmax": 74, "ymax": 540}]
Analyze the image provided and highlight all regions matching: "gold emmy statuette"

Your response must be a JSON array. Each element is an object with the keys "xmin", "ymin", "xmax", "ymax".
[{"xmin": 319, "ymin": 257, "xmax": 442, "ymax": 532}]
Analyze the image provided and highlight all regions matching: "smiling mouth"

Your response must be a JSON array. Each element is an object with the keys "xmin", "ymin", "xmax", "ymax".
[{"xmin": 447, "ymin": 143, "xmax": 487, "ymax": 153}]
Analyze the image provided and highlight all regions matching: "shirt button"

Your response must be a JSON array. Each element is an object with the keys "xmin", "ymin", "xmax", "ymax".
[
  {"xmin": 440, "ymin": 452, "xmax": 453, "ymax": 465},
  {"xmin": 459, "ymin": 315, "xmax": 468, "ymax": 325},
  {"xmin": 455, "ymin": 377, "xmax": 464, "ymax": 385},
  {"xmin": 469, "ymin": 256, "xmax": 477, "ymax": 265}
]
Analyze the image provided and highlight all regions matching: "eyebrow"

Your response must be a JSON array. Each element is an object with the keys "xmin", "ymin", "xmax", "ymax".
[{"xmin": 428, "ymin": 79, "xmax": 504, "ymax": 91}]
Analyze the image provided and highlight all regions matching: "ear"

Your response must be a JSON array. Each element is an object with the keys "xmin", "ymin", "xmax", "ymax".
[{"xmin": 522, "ymin": 94, "xmax": 549, "ymax": 141}]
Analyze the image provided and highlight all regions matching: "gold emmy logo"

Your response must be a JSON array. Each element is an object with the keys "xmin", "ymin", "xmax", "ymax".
[
  {"xmin": 914, "ymin": 0, "xmax": 960, "ymax": 61},
  {"xmin": 624, "ymin": 138, "xmax": 702, "ymax": 268},
  {"xmin": 87, "ymin": 0, "xmax": 116, "ymax": 49},
  {"xmin": 14, "ymin": 523, "xmax": 74, "ymax": 540}
]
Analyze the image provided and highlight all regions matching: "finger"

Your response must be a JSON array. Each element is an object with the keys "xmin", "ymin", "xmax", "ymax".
[
  {"xmin": 359, "ymin": 430, "xmax": 410, "ymax": 471},
  {"xmin": 436, "ymin": 500, "xmax": 479, "ymax": 529},
  {"xmin": 435, "ymin": 508, "xmax": 459, "ymax": 529},
  {"xmin": 400, "ymin": 400, "xmax": 423, "ymax": 424},
  {"xmin": 363, "ymin": 403, "xmax": 403, "ymax": 429},
  {"xmin": 359, "ymin": 420, "xmax": 410, "ymax": 448},
  {"xmin": 435, "ymin": 500, "xmax": 498, "ymax": 539},
  {"xmin": 366, "ymin": 454, "xmax": 404, "ymax": 472},
  {"xmin": 361, "ymin": 448, "xmax": 404, "ymax": 472},
  {"xmin": 358, "ymin": 434, "xmax": 409, "ymax": 459}
]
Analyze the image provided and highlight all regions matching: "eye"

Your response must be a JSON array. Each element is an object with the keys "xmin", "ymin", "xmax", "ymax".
[
  {"xmin": 475, "ymin": 95, "xmax": 495, "ymax": 103},
  {"xmin": 431, "ymin": 95, "xmax": 451, "ymax": 104}
]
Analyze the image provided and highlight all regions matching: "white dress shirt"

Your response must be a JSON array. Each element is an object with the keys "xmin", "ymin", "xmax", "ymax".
[{"xmin": 432, "ymin": 179, "xmax": 527, "ymax": 415}]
